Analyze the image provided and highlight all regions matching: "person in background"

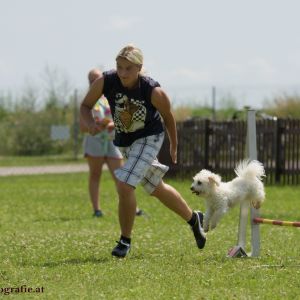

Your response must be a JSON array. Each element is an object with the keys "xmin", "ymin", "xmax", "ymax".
[
  {"xmin": 81, "ymin": 68, "xmax": 143, "ymax": 217},
  {"xmin": 80, "ymin": 46, "xmax": 206, "ymax": 258}
]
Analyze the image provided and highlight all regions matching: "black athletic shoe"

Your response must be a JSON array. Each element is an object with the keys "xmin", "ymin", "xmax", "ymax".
[
  {"xmin": 93, "ymin": 210, "xmax": 103, "ymax": 217},
  {"xmin": 135, "ymin": 209, "xmax": 144, "ymax": 216},
  {"xmin": 111, "ymin": 240, "xmax": 131, "ymax": 258},
  {"xmin": 191, "ymin": 211, "xmax": 206, "ymax": 249}
]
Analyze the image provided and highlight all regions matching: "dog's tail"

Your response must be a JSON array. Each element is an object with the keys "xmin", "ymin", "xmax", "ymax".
[{"xmin": 234, "ymin": 159, "xmax": 265, "ymax": 181}]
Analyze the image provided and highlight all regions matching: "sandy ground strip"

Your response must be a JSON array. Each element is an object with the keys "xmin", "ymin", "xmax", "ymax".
[{"xmin": 0, "ymin": 164, "xmax": 89, "ymax": 176}]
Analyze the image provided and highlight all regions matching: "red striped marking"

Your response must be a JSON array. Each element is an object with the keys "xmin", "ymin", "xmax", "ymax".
[{"xmin": 253, "ymin": 217, "xmax": 300, "ymax": 227}]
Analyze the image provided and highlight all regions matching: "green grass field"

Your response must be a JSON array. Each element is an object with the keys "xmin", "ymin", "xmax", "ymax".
[{"xmin": 1, "ymin": 172, "xmax": 300, "ymax": 299}]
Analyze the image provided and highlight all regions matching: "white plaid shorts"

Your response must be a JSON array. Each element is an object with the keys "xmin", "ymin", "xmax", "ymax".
[{"xmin": 114, "ymin": 132, "xmax": 169, "ymax": 194}]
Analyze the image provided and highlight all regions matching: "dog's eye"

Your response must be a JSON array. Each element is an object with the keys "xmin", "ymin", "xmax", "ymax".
[{"xmin": 197, "ymin": 180, "xmax": 202, "ymax": 185}]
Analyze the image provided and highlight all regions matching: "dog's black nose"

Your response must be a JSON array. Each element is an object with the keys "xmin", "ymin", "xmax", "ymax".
[{"xmin": 190, "ymin": 187, "xmax": 194, "ymax": 191}]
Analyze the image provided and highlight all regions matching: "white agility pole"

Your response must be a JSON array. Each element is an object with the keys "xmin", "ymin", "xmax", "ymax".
[
  {"xmin": 228, "ymin": 109, "xmax": 260, "ymax": 258},
  {"xmin": 247, "ymin": 110, "xmax": 260, "ymax": 257}
]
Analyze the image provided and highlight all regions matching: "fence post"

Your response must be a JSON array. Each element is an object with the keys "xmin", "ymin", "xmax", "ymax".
[
  {"xmin": 275, "ymin": 119, "xmax": 281, "ymax": 184},
  {"xmin": 204, "ymin": 119, "xmax": 210, "ymax": 169}
]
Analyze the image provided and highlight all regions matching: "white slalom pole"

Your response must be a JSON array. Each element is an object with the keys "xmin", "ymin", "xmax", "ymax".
[
  {"xmin": 238, "ymin": 110, "xmax": 260, "ymax": 257},
  {"xmin": 246, "ymin": 110, "xmax": 260, "ymax": 257},
  {"xmin": 237, "ymin": 199, "xmax": 249, "ymax": 250},
  {"xmin": 228, "ymin": 109, "xmax": 260, "ymax": 258}
]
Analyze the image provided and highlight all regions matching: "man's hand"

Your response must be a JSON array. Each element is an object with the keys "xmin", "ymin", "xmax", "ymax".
[
  {"xmin": 106, "ymin": 121, "xmax": 115, "ymax": 132},
  {"xmin": 170, "ymin": 144, "xmax": 177, "ymax": 164},
  {"xmin": 88, "ymin": 122, "xmax": 104, "ymax": 135}
]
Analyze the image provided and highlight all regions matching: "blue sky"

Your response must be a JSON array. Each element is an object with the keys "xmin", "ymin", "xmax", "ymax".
[{"xmin": 1, "ymin": 0, "xmax": 300, "ymax": 108}]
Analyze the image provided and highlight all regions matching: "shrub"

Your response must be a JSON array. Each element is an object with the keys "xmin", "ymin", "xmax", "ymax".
[{"xmin": 263, "ymin": 94, "xmax": 300, "ymax": 118}]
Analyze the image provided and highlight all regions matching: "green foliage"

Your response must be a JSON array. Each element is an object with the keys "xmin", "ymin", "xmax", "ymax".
[
  {"xmin": 0, "ymin": 107, "xmax": 76, "ymax": 155},
  {"xmin": 0, "ymin": 92, "xmax": 11, "ymax": 121},
  {"xmin": 8, "ymin": 112, "xmax": 53, "ymax": 155},
  {"xmin": 0, "ymin": 66, "xmax": 78, "ymax": 156},
  {"xmin": 0, "ymin": 172, "xmax": 300, "ymax": 299},
  {"xmin": 173, "ymin": 95, "xmax": 239, "ymax": 121},
  {"xmin": 0, "ymin": 106, "xmax": 8, "ymax": 121},
  {"xmin": 263, "ymin": 94, "xmax": 300, "ymax": 118},
  {"xmin": 176, "ymin": 104, "xmax": 239, "ymax": 121},
  {"xmin": 190, "ymin": 106, "xmax": 212, "ymax": 119}
]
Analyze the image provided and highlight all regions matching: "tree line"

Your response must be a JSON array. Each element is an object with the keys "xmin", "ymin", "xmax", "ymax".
[{"xmin": 1, "ymin": 67, "xmax": 299, "ymax": 156}]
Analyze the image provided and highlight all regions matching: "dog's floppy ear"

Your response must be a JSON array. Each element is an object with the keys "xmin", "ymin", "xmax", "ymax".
[{"xmin": 208, "ymin": 175, "xmax": 220, "ymax": 186}]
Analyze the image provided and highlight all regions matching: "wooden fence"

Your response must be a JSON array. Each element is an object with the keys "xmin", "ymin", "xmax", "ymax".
[{"xmin": 158, "ymin": 118, "xmax": 300, "ymax": 185}]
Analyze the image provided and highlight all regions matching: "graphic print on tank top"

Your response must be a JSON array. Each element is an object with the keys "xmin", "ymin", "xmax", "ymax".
[{"xmin": 114, "ymin": 93, "xmax": 147, "ymax": 133}]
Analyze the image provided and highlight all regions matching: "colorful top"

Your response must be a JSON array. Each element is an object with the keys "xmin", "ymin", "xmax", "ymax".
[
  {"xmin": 92, "ymin": 96, "xmax": 114, "ymax": 141},
  {"xmin": 102, "ymin": 70, "xmax": 164, "ymax": 147},
  {"xmin": 92, "ymin": 96, "xmax": 112, "ymax": 123}
]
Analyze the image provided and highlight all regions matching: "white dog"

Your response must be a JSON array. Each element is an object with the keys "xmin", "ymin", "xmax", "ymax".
[{"xmin": 190, "ymin": 160, "xmax": 265, "ymax": 232}]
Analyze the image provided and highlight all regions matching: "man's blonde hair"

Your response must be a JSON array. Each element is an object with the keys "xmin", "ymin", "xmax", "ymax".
[{"xmin": 116, "ymin": 44, "xmax": 143, "ymax": 66}]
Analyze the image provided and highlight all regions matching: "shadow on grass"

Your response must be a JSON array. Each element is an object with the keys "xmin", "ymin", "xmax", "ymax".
[
  {"xmin": 33, "ymin": 216, "xmax": 91, "ymax": 223},
  {"xmin": 24, "ymin": 254, "xmax": 147, "ymax": 268},
  {"xmin": 23, "ymin": 256, "xmax": 111, "ymax": 268}
]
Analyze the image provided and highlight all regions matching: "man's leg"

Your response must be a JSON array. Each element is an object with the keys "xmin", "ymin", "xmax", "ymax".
[
  {"xmin": 111, "ymin": 181, "xmax": 136, "ymax": 258},
  {"xmin": 106, "ymin": 158, "xmax": 143, "ymax": 216},
  {"xmin": 86, "ymin": 156, "xmax": 105, "ymax": 215},
  {"xmin": 151, "ymin": 180, "xmax": 192, "ymax": 221},
  {"xmin": 151, "ymin": 180, "xmax": 206, "ymax": 249},
  {"xmin": 116, "ymin": 181, "xmax": 137, "ymax": 238}
]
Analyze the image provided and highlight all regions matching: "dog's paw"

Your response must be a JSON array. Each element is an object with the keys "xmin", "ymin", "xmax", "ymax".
[{"xmin": 252, "ymin": 201, "xmax": 261, "ymax": 209}]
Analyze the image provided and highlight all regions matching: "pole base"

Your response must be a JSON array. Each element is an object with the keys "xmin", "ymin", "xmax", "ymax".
[{"xmin": 227, "ymin": 246, "xmax": 248, "ymax": 258}]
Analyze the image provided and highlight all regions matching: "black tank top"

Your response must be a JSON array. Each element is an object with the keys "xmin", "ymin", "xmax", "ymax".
[{"xmin": 103, "ymin": 70, "xmax": 164, "ymax": 147}]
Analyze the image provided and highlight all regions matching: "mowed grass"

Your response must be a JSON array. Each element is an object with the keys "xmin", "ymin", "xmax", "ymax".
[{"xmin": 1, "ymin": 172, "xmax": 300, "ymax": 299}]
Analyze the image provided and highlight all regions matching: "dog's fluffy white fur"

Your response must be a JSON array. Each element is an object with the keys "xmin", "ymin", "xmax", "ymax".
[{"xmin": 190, "ymin": 159, "xmax": 265, "ymax": 232}]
